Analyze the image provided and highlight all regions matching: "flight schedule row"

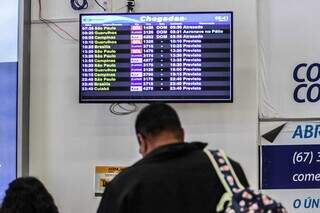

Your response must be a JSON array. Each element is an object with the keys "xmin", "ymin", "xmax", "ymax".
[{"xmin": 80, "ymin": 23, "xmax": 231, "ymax": 94}]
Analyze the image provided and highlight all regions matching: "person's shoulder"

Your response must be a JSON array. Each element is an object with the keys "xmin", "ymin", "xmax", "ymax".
[
  {"xmin": 208, "ymin": 149, "xmax": 249, "ymax": 188},
  {"xmin": 109, "ymin": 166, "xmax": 135, "ymax": 185},
  {"xmin": 228, "ymin": 157, "xmax": 242, "ymax": 170},
  {"xmin": 97, "ymin": 165, "xmax": 147, "ymax": 213},
  {"xmin": 227, "ymin": 157, "xmax": 250, "ymax": 188},
  {"xmin": 108, "ymin": 161, "xmax": 150, "ymax": 187}
]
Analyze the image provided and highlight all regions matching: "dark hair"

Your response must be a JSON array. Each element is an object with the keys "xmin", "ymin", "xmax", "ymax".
[
  {"xmin": 0, "ymin": 177, "xmax": 59, "ymax": 213},
  {"xmin": 135, "ymin": 103, "xmax": 183, "ymax": 139}
]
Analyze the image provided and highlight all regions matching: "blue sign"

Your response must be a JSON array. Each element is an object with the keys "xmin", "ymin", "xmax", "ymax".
[
  {"xmin": 262, "ymin": 144, "xmax": 320, "ymax": 189},
  {"xmin": 0, "ymin": 0, "xmax": 19, "ymax": 200},
  {"xmin": 0, "ymin": 62, "xmax": 17, "ymax": 200}
]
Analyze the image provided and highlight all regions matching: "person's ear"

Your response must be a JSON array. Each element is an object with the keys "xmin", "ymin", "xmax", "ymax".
[{"xmin": 137, "ymin": 133, "xmax": 147, "ymax": 157}]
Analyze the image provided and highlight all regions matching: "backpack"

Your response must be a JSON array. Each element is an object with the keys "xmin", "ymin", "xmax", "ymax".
[{"xmin": 203, "ymin": 149, "xmax": 288, "ymax": 213}]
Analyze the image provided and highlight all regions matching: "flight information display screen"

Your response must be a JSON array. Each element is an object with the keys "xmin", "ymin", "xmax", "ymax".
[{"xmin": 80, "ymin": 12, "xmax": 233, "ymax": 102}]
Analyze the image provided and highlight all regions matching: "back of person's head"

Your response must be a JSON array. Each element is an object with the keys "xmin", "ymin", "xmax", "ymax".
[
  {"xmin": 0, "ymin": 177, "xmax": 59, "ymax": 213},
  {"xmin": 135, "ymin": 103, "xmax": 183, "ymax": 141}
]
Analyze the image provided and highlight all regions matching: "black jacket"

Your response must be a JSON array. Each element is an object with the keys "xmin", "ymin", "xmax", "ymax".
[{"xmin": 97, "ymin": 142, "xmax": 249, "ymax": 213}]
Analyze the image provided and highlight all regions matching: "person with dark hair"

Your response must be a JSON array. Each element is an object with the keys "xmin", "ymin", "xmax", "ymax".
[
  {"xmin": 97, "ymin": 103, "xmax": 249, "ymax": 213},
  {"xmin": 0, "ymin": 177, "xmax": 59, "ymax": 213},
  {"xmin": 135, "ymin": 102, "xmax": 184, "ymax": 157}
]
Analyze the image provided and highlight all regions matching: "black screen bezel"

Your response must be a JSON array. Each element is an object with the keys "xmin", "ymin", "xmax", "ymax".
[{"xmin": 79, "ymin": 11, "xmax": 233, "ymax": 103}]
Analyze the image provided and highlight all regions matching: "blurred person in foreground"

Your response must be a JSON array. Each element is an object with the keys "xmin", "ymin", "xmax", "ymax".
[
  {"xmin": 97, "ymin": 103, "xmax": 249, "ymax": 213},
  {"xmin": 0, "ymin": 177, "xmax": 59, "ymax": 213}
]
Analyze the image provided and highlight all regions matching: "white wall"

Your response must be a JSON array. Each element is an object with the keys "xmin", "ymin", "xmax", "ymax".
[
  {"xmin": 30, "ymin": 0, "xmax": 258, "ymax": 212},
  {"xmin": 258, "ymin": 0, "xmax": 320, "ymax": 118}
]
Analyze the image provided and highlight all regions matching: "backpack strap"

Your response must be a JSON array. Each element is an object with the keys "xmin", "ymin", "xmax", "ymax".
[
  {"xmin": 204, "ymin": 149, "xmax": 244, "ymax": 191},
  {"xmin": 203, "ymin": 149, "xmax": 244, "ymax": 212}
]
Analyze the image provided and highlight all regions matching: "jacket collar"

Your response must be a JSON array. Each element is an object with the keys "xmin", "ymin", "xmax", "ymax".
[{"xmin": 133, "ymin": 142, "xmax": 208, "ymax": 167}]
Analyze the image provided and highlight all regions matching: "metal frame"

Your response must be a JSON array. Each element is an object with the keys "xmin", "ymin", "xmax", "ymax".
[{"xmin": 17, "ymin": 0, "xmax": 31, "ymax": 177}]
